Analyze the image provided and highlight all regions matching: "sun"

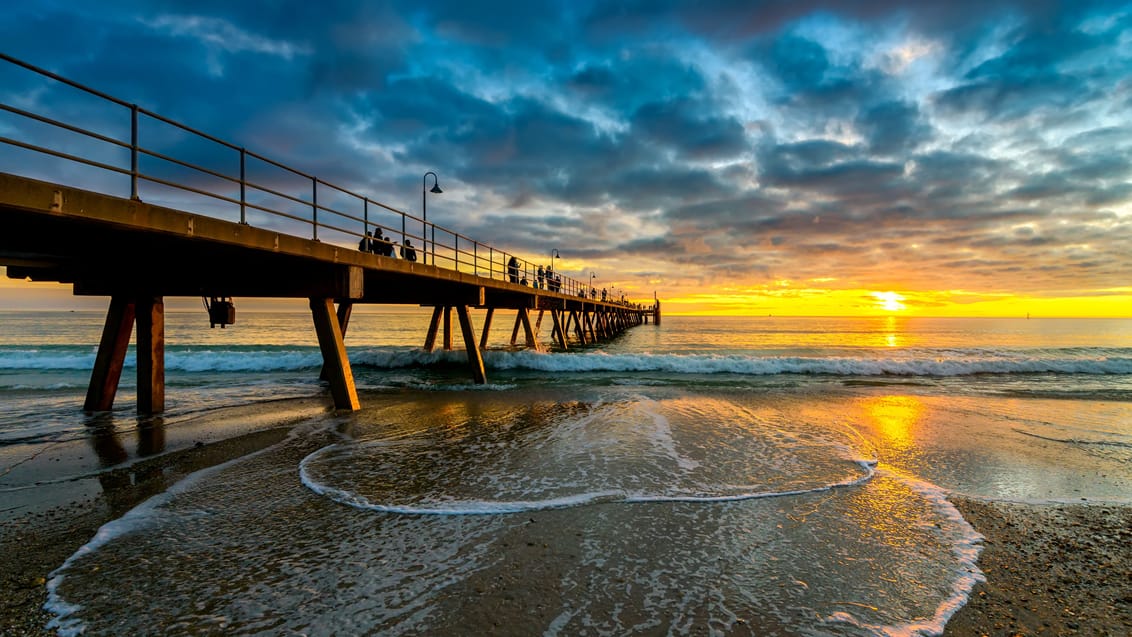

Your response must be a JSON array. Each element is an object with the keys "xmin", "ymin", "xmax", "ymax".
[{"xmin": 872, "ymin": 291, "xmax": 906, "ymax": 312}]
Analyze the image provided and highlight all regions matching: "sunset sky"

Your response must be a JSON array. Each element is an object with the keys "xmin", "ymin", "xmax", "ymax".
[{"xmin": 2, "ymin": 1, "xmax": 1130, "ymax": 316}]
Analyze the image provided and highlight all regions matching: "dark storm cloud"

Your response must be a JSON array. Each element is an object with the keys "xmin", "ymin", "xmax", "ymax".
[
  {"xmin": 754, "ymin": 31, "xmax": 892, "ymax": 119},
  {"xmin": 765, "ymin": 34, "xmax": 832, "ymax": 94},
  {"xmin": 585, "ymin": 0, "xmax": 1041, "ymax": 41},
  {"xmin": 932, "ymin": 3, "xmax": 1130, "ymax": 122},
  {"xmin": 857, "ymin": 101, "xmax": 932, "ymax": 156},
  {"xmin": 759, "ymin": 146, "xmax": 909, "ymax": 200},
  {"xmin": 565, "ymin": 55, "xmax": 708, "ymax": 113},
  {"xmin": 630, "ymin": 98, "xmax": 750, "ymax": 160}
]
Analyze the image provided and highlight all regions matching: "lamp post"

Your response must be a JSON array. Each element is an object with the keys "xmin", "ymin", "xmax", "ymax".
[
  {"xmin": 550, "ymin": 249, "xmax": 560, "ymax": 273},
  {"xmin": 590, "ymin": 272, "xmax": 596, "ymax": 299},
  {"xmin": 422, "ymin": 171, "xmax": 442, "ymax": 265}
]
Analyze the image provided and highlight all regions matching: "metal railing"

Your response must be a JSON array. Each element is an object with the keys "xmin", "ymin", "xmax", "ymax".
[{"xmin": 0, "ymin": 53, "xmax": 651, "ymax": 307}]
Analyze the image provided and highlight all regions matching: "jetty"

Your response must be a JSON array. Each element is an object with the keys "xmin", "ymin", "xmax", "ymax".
[{"xmin": 0, "ymin": 53, "xmax": 659, "ymax": 414}]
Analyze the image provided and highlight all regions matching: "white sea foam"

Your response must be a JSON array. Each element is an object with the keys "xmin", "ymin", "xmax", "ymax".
[
  {"xmin": 821, "ymin": 468, "xmax": 986, "ymax": 637},
  {"xmin": 298, "ymin": 445, "xmax": 622, "ymax": 515},
  {"xmin": 0, "ymin": 381, "xmax": 84, "ymax": 390},
  {"xmin": 633, "ymin": 399, "xmax": 701, "ymax": 472},
  {"xmin": 298, "ymin": 445, "xmax": 877, "ymax": 516},
  {"xmin": 43, "ymin": 421, "xmax": 326, "ymax": 636},
  {"xmin": 481, "ymin": 349, "xmax": 1132, "ymax": 376},
  {"xmin": 625, "ymin": 458, "xmax": 877, "ymax": 504},
  {"xmin": 166, "ymin": 349, "xmax": 323, "ymax": 372},
  {"xmin": 2, "ymin": 346, "xmax": 1129, "ymax": 376},
  {"xmin": 0, "ymin": 350, "xmax": 95, "ymax": 370},
  {"xmin": 45, "ymin": 464, "xmax": 230, "ymax": 636}
]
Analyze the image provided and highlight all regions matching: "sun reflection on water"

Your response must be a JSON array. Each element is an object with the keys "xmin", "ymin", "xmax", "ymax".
[
  {"xmin": 859, "ymin": 395, "xmax": 925, "ymax": 452},
  {"xmin": 884, "ymin": 316, "xmax": 900, "ymax": 347}
]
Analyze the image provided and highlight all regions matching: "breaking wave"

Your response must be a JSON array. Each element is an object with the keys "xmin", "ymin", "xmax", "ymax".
[{"xmin": 2, "ymin": 345, "xmax": 1129, "ymax": 377}]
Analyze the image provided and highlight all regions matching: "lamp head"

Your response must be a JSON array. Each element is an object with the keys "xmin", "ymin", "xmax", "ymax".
[{"xmin": 430, "ymin": 184, "xmax": 443, "ymax": 194}]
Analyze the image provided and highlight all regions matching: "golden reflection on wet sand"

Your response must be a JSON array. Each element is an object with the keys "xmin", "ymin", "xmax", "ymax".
[{"xmin": 858, "ymin": 395, "xmax": 925, "ymax": 452}]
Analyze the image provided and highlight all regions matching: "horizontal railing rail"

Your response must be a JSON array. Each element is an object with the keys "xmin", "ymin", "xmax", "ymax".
[{"xmin": 0, "ymin": 53, "xmax": 653, "ymax": 311}]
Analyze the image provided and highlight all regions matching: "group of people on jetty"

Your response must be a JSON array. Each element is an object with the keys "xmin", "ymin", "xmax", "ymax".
[
  {"xmin": 359, "ymin": 230, "xmax": 416, "ymax": 262},
  {"xmin": 505, "ymin": 256, "xmax": 638, "ymax": 307},
  {"xmin": 507, "ymin": 256, "xmax": 563, "ymax": 292},
  {"xmin": 357, "ymin": 231, "xmax": 644, "ymax": 308}
]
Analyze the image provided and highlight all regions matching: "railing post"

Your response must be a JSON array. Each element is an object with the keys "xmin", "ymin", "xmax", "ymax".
[
  {"xmin": 454, "ymin": 235, "xmax": 459, "ymax": 271},
  {"xmin": 363, "ymin": 198, "xmax": 369, "ymax": 237},
  {"xmin": 312, "ymin": 177, "xmax": 318, "ymax": 241},
  {"xmin": 239, "ymin": 148, "xmax": 247, "ymax": 224},
  {"xmin": 130, "ymin": 104, "xmax": 139, "ymax": 200}
]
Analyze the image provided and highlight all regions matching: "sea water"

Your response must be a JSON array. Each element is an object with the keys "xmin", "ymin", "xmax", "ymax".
[{"xmin": 1, "ymin": 309, "xmax": 1130, "ymax": 635}]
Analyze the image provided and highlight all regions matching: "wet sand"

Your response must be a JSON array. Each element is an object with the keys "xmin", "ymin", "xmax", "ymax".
[
  {"xmin": 1, "ymin": 398, "xmax": 332, "ymax": 636},
  {"xmin": 943, "ymin": 497, "xmax": 1132, "ymax": 636},
  {"xmin": 3, "ymin": 423, "xmax": 1130, "ymax": 636}
]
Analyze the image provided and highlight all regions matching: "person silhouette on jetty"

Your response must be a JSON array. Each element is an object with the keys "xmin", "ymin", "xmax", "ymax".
[
  {"xmin": 401, "ymin": 239, "xmax": 417, "ymax": 262},
  {"xmin": 359, "ymin": 230, "xmax": 375, "ymax": 253},
  {"xmin": 377, "ymin": 232, "xmax": 395, "ymax": 257},
  {"xmin": 508, "ymin": 256, "xmax": 520, "ymax": 283}
]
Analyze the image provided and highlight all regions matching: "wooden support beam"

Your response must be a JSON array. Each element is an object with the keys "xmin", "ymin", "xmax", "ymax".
[
  {"xmin": 84, "ymin": 295, "xmax": 136, "ymax": 412},
  {"xmin": 319, "ymin": 301, "xmax": 353, "ymax": 381},
  {"xmin": 509, "ymin": 311, "xmax": 521, "ymax": 345},
  {"xmin": 571, "ymin": 310, "xmax": 587, "ymax": 344},
  {"xmin": 549, "ymin": 310, "xmax": 560, "ymax": 346},
  {"xmin": 423, "ymin": 306, "xmax": 443, "ymax": 352},
  {"xmin": 480, "ymin": 307, "xmax": 495, "ymax": 350},
  {"xmin": 456, "ymin": 305, "xmax": 487, "ymax": 385},
  {"xmin": 309, "ymin": 297, "xmax": 360, "ymax": 411},
  {"xmin": 443, "ymin": 306, "xmax": 454, "ymax": 351},
  {"xmin": 551, "ymin": 309, "xmax": 568, "ymax": 349},
  {"xmin": 518, "ymin": 308, "xmax": 541, "ymax": 352},
  {"xmin": 135, "ymin": 296, "xmax": 165, "ymax": 415},
  {"xmin": 337, "ymin": 301, "xmax": 354, "ymax": 334}
]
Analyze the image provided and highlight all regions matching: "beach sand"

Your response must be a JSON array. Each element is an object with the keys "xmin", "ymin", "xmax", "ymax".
[
  {"xmin": 1, "ymin": 398, "xmax": 332, "ymax": 636},
  {"xmin": 942, "ymin": 498, "xmax": 1131, "ymax": 636},
  {"xmin": 2, "ymin": 419, "xmax": 1129, "ymax": 636}
]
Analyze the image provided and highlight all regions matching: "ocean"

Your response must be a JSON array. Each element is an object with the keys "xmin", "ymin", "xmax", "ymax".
[{"xmin": 2, "ymin": 309, "xmax": 1130, "ymax": 636}]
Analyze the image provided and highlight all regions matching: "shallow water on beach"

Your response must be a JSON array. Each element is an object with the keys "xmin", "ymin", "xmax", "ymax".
[
  {"xmin": 1, "ymin": 311, "xmax": 1130, "ymax": 635},
  {"xmin": 44, "ymin": 388, "xmax": 985, "ymax": 636}
]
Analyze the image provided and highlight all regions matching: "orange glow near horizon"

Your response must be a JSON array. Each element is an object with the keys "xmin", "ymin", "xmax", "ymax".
[{"xmin": 650, "ymin": 285, "xmax": 1132, "ymax": 318}]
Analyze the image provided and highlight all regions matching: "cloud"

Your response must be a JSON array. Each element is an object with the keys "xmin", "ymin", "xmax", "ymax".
[
  {"xmin": 2, "ymin": 0, "xmax": 1130, "ymax": 311},
  {"xmin": 141, "ymin": 14, "xmax": 311, "ymax": 60},
  {"xmin": 857, "ymin": 100, "xmax": 933, "ymax": 156}
]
